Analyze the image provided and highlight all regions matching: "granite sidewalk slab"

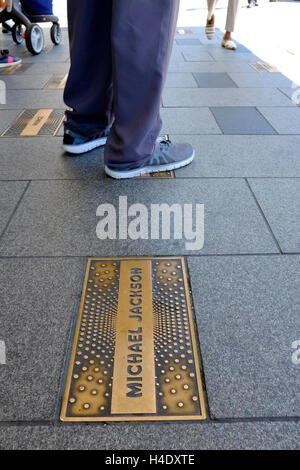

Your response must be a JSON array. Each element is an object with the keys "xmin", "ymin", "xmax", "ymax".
[
  {"xmin": 174, "ymin": 135, "xmax": 300, "ymax": 178},
  {"xmin": 160, "ymin": 107, "xmax": 222, "ymax": 134},
  {"xmin": 0, "ymin": 179, "xmax": 278, "ymax": 257},
  {"xmin": 210, "ymin": 107, "xmax": 277, "ymax": 135},
  {"xmin": 188, "ymin": 255, "xmax": 300, "ymax": 419},
  {"xmin": 0, "ymin": 90, "xmax": 65, "ymax": 110},
  {"xmin": 163, "ymin": 88, "xmax": 295, "ymax": 107},
  {"xmin": 0, "ymin": 138, "xmax": 105, "ymax": 181},
  {"xmin": 0, "ymin": 181, "xmax": 28, "ymax": 235},
  {"xmin": 0, "ymin": 257, "xmax": 84, "ymax": 421},
  {"xmin": 248, "ymin": 178, "xmax": 300, "ymax": 253},
  {"xmin": 257, "ymin": 107, "xmax": 300, "ymax": 134},
  {"xmin": 0, "ymin": 422, "xmax": 299, "ymax": 450}
]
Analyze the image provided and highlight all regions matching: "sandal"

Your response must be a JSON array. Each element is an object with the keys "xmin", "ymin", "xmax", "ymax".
[
  {"xmin": 221, "ymin": 38, "xmax": 237, "ymax": 50},
  {"xmin": 205, "ymin": 15, "xmax": 215, "ymax": 40}
]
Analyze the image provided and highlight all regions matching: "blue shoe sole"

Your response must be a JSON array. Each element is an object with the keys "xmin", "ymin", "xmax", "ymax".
[
  {"xmin": 105, "ymin": 151, "xmax": 194, "ymax": 179},
  {"xmin": 0, "ymin": 58, "xmax": 22, "ymax": 68},
  {"xmin": 63, "ymin": 136, "xmax": 108, "ymax": 155}
]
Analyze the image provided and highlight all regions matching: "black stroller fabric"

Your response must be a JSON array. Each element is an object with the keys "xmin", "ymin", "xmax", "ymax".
[{"xmin": 20, "ymin": 0, "xmax": 53, "ymax": 15}]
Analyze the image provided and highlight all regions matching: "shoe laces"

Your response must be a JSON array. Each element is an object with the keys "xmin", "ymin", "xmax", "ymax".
[{"xmin": 159, "ymin": 138, "xmax": 172, "ymax": 149}]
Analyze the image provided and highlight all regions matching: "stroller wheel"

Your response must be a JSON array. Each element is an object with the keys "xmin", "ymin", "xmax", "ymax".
[
  {"xmin": 25, "ymin": 24, "xmax": 44, "ymax": 55},
  {"xmin": 50, "ymin": 23, "xmax": 62, "ymax": 46},
  {"xmin": 12, "ymin": 24, "xmax": 24, "ymax": 45}
]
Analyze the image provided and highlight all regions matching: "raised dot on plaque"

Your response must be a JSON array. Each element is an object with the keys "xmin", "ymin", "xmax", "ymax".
[
  {"xmin": 83, "ymin": 403, "xmax": 90, "ymax": 409},
  {"xmin": 192, "ymin": 396, "xmax": 198, "ymax": 402},
  {"xmin": 73, "ymin": 374, "xmax": 79, "ymax": 379},
  {"xmin": 79, "ymin": 385, "xmax": 85, "ymax": 392},
  {"xmin": 177, "ymin": 402, "xmax": 184, "ymax": 408},
  {"xmin": 183, "ymin": 384, "xmax": 189, "ymax": 390},
  {"xmin": 175, "ymin": 374, "xmax": 181, "ymax": 380},
  {"xmin": 164, "ymin": 378, "xmax": 170, "ymax": 383},
  {"xmin": 91, "ymin": 390, "xmax": 98, "ymax": 396},
  {"xmin": 87, "ymin": 375, "xmax": 93, "ymax": 381},
  {"xmin": 170, "ymin": 389, "xmax": 177, "ymax": 394},
  {"xmin": 98, "ymin": 379, "xmax": 103, "ymax": 384},
  {"xmin": 69, "ymin": 398, "xmax": 76, "ymax": 404},
  {"xmin": 162, "ymin": 405, "xmax": 168, "ymax": 410},
  {"xmin": 82, "ymin": 366, "xmax": 87, "ymax": 371}
]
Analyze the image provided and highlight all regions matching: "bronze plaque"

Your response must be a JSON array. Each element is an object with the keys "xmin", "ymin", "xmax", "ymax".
[
  {"xmin": 60, "ymin": 257, "xmax": 206, "ymax": 422},
  {"xmin": 1, "ymin": 109, "xmax": 64, "ymax": 137},
  {"xmin": 249, "ymin": 61, "xmax": 279, "ymax": 73},
  {"xmin": 104, "ymin": 170, "xmax": 174, "ymax": 180}
]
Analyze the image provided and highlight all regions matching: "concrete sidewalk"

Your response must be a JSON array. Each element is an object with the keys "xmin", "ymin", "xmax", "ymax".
[{"xmin": 0, "ymin": 1, "xmax": 299, "ymax": 450}]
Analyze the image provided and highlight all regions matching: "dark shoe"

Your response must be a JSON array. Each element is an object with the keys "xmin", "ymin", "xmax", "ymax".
[
  {"xmin": 63, "ymin": 127, "xmax": 110, "ymax": 154},
  {"xmin": 105, "ymin": 139, "xmax": 194, "ymax": 179}
]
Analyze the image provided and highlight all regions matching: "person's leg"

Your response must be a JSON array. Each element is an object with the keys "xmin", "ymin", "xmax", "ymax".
[
  {"xmin": 104, "ymin": 0, "xmax": 180, "ymax": 170},
  {"xmin": 64, "ymin": 0, "xmax": 114, "ymax": 137},
  {"xmin": 221, "ymin": 0, "xmax": 240, "ymax": 49},
  {"xmin": 207, "ymin": 0, "xmax": 218, "ymax": 21},
  {"xmin": 205, "ymin": 0, "xmax": 218, "ymax": 39},
  {"xmin": 225, "ymin": 0, "xmax": 240, "ymax": 34}
]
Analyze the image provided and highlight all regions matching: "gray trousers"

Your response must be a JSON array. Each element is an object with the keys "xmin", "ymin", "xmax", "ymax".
[
  {"xmin": 64, "ymin": 0, "xmax": 180, "ymax": 169},
  {"xmin": 207, "ymin": 0, "xmax": 240, "ymax": 33}
]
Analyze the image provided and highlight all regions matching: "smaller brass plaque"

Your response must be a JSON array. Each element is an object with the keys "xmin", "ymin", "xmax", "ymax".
[
  {"xmin": 104, "ymin": 170, "xmax": 174, "ymax": 180},
  {"xmin": 249, "ymin": 62, "xmax": 279, "ymax": 73},
  {"xmin": 60, "ymin": 257, "xmax": 206, "ymax": 422},
  {"xmin": 1, "ymin": 109, "xmax": 65, "ymax": 137},
  {"xmin": 44, "ymin": 74, "xmax": 68, "ymax": 90},
  {"xmin": 176, "ymin": 29, "xmax": 193, "ymax": 35}
]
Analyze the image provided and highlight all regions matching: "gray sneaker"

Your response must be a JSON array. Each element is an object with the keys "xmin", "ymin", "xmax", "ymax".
[{"xmin": 104, "ymin": 139, "xmax": 194, "ymax": 179}]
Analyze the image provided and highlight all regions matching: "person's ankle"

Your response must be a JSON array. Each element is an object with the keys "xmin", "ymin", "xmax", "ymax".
[{"xmin": 207, "ymin": 14, "xmax": 215, "ymax": 25}]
